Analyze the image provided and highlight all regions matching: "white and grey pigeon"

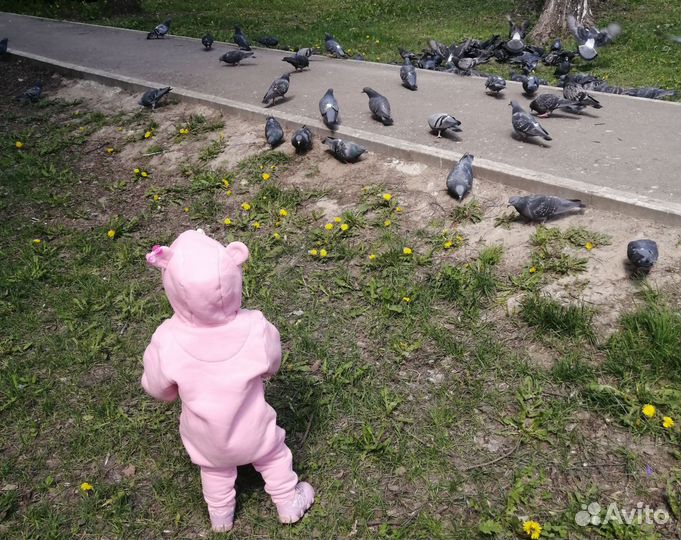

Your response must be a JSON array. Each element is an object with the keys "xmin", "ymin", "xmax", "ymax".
[
  {"xmin": 296, "ymin": 47, "xmax": 313, "ymax": 58},
  {"xmin": 265, "ymin": 116, "xmax": 284, "ymax": 148},
  {"xmin": 147, "ymin": 17, "xmax": 171, "ymax": 39},
  {"xmin": 485, "ymin": 75, "xmax": 506, "ymax": 94},
  {"xmin": 219, "ymin": 50, "xmax": 254, "ymax": 66},
  {"xmin": 505, "ymin": 15, "xmax": 529, "ymax": 53},
  {"xmin": 400, "ymin": 56, "xmax": 417, "ymax": 91},
  {"xmin": 139, "ymin": 86, "xmax": 171, "ymax": 109},
  {"xmin": 563, "ymin": 82, "xmax": 602, "ymax": 109},
  {"xmin": 530, "ymin": 93, "xmax": 581, "ymax": 117},
  {"xmin": 319, "ymin": 88, "xmax": 340, "ymax": 131},
  {"xmin": 446, "ymin": 153, "xmax": 474, "ymax": 201},
  {"xmin": 322, "ymin": 137, "xmax": 367, "ymax": 163},
  {"xmin": 567, "ymin": 15, "xmax": 621, "ymax": 61},
  {"xmin": 0, "ymin": 37, "xmax": 7, "ymax": 56},
  {"xmin": 513, "ymin": 73, "xmax": 541, "ymax": 96},
  {"xmin": 201, "ymin": 33, "xmax": 214, "ymax": 50},
  {"xmin": 233, "ymin": 25, "xmax": 251, "ymax": 51},
  {"xmin": 262, "ymin": 73, "xmax": 290, "ymax": 106},
  {"xmin": 362, "ymin": 87, "xmax": 393, "ymax": 126},
  {"xmin": 291, "ymin": 125, "xmax": 313, "ymax": 153},
  {"xmin": 627, "ymin": 239, "xmax": 658, "ymax": 270},
  {"xmin": 510, "ymin": 100, "xmax": 551, "ymax": 141},
  {"xmin": 324, "ymin": 33, "xmax": 347, "ymax": 58},
  {"xmin": 428, "ymin": 113, "xmax": 462, "ymax": 138},
  {"xmin": 508, "ymin": 195, "xmax": 585, "ymax": 222},
  {"xmin": 17, "ymin": 80, "xmax": 42, "ymax": 103}
]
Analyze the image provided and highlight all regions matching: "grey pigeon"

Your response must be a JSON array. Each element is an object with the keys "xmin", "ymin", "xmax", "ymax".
[
  {"xmin": 509, "ymin": 195, "xmax": 585, "ymax": 222},
  {"xmin": 324, "ymin": 33, "xmax": 347, "ymax": 58},
  {"xmin": 446, "ymin": 153, "xmax": 474, "ymax": 200},
  {"xmin": 262, "ymin": 73, "xmax": 290, "ymax": 105},
  {"xmin": 505, "ymin": 15, "xmax": 529, "ymax": 53},
  {"xmin": 323, "ymin": 137, "xmax": 367, "ymax": 163},
  {"xmin": 567, "ymin": 15, "xmax": 621, "ymax": 60},
  {"xmin": 563, "ymin": 82, "xmax": 602, "ymax": 109},
  {"xmin": 296, "ymin": 47, "xmax": 313, "ymax": 58},
  {"xmin": 319, "ymin": 88, "xmax": 340, "ymax": 130},
  {"xmin": 510, "ymin": 101, "xmax": 551, "ymax": 141},
  {"xmin": 147, "ymin": 17, "xmax": 171, "ymax": 39},
  {"xmin": 233, "ymin": 25, "xmax": 251, "ymax": 51},
  {"xmin": 515, "ymin": 73, "xmax": 541, "ymax": 96},
  {"xmin": 265, "ymin": 116, "xmax": 284, "ymax": 148},
  {"xmin": 428, "ymin": 113, "xmax": 462, "ymax": 138},
  {"xmin": 0, "ymin": 37, "xmax": 7, "ymax": 56},
  {"xmin": 17, "ymin": 80, "xmax": 42, "ymax": 103},
  {"xmin": 139, "ymin": 86, "xmax": 171, "ymax": 109},
  {"xmin": 400, "ymin": 56, "xmax": 417, "ymax": 91},
  {"xmin": 362, "ymin": 87, "xmax": 393, "ymax": 126},
  {"xmin": 283, "ymin": 54, "xmax": 309, "ymax": 71},
  {"xmin": 485, "ymin": 75, "xmax": 506, "ymax": 94},
  {"xmin": 291, "ymin": 125, "xmax": 313, "ymax": 153},
  {"xmin": 201, "ymin": 33, "xmax": 214, "ymax": 50},
  {"xmin": 627, "ymin": 239, "xmax": 658, "ymax": 270},
  {"xmin": 530, "ymin": 93, "xmax": 581, "ymax": 117},
  {"xmin": 257, "ymin": 36, "xmax": 279, "ymax": 47},
  {"xmin": 219, "ymin": 50, "xmax": 254, "ymax": 66}
]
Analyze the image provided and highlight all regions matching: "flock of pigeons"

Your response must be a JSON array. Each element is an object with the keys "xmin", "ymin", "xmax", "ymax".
[{"xmin": 5, "ymin": 15, "xmax": 666, "ymax": 272}]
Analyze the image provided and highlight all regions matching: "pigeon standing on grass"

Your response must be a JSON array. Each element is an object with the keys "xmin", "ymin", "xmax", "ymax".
[
  {"xmin": 325, "ymin": 33, "xmax": 347, "ymax": 58},
  {"xmin": 291, "ymin": 126, "xmax": 313, "ymax": 153},
  {"xmin": 322, "ymin": 137, "xmax": 367, "ymax": 163},
  {"xmin": 508, "ymin": 195, "xmax": 585, "ymax": 222},
  {"xmin": 219, "ymin": 50, "xmax": 254, "ymax": 66},
  {"xmin": 627, "ymin": 239, "xmax": 658, "ymax": 271},
  {"xmin": 265, "ymin": 116, "xmax": 284, "ymax": 148},
  {"xmin": 530, "ymin": 93, "xmax": 582, "ymax": 117},
  {"xmin": 147, "ymin": 18, "xmax": 171, "ymax": 39},
  {"xmin": 319, "ymin": 88, "xmax": 340, "ymax": 130},
  {"xmin": 400, "ymin": 56, "xmax": 417, "ymax": 90},
  {"xmin": 283, "ymin": 54, "xmax": 309, "ymax": 71},
  {"xmin": 362, "ymin": 87, "xmax": 393, "ymax": 126},
  {"xmin": 485, "ymin": 75, "xmax": 506, "ymax": 94},
  {"xmin": 234, "ymin": 25, "xmax": 251, "ymax": 51},
  {"xmin": 510, "ymin": 101, "xmax": 551, "ymax": 141},
  {"xmin": 201, "ymin": 33, "xmax": 214, "ymax": 50},
  {"xmin": 262, "ymin": 73, "xmax": 290, "ymax": 106},
  {"xmin": 446, "ymin": 153, "xmax": 475, "ymax": 200},
  {"xmin": 428, "ymin": 113, "xmax": 462, "ymax": 138},
  {"xmin": 16, "ymin": 80, "xmax": 42, "ymax": 103},
  {"xmin": 139, "ymin": 86, "xmax": 172, "ymax": 109}
]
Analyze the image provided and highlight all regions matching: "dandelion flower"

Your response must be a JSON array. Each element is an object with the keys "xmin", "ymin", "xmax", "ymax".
[
  {"xmin": 106, "ymin": 147, "xmax": 114, "ymax": 154},
  {"xmin": 334, "ymin": 216, "xmax": 342, "ymax": 223},
  {"xmin": 133, "ymin": 168, "xmax": 140, "ymax": 175},
  {"xmin": 443, "ymin": 241, "xmax": 453, "ymax": 249},
  {"xmin": 522, "ymin": 520, "xmax": 542, "ymax": 540},
  {"xmin": 395, "ymin": 206, "xmax": 402, "ymax": 213},
  {"xmin": 642, "ymin": 404, "xmax": 656, "ymax": 418},
  {"xmin": 144, "ymin": 131, "xmax": 152, "ymax": 139},
  {"xmin": 403, "ymin": 247, "xmax": 412, "ymax": 255},
  {"xmin": 529, "ymin": 266, "xmax": 537, "ymax": 273},
  {"xmin": 32, "ymin": 239, "xmax": 42, "ymax": 244},
  {"xmin": 15, "ymin": 141, "xmax": 24, "ymax": 149},
  {"xmin": 402, "ymin": 297, "xmax": 411, "ymax": 303},
  {"xmin": 222, "ymin": 179, "xmax": 230, "ymax": 188},
  {"xmin": 279, "ymin": 208, "xmax": 288, "ymax": 217},
  {"xmin": 324, "ymin": 223, "xmax": 334, "ymax": 231},
  {"xmin": 369, "ymin": 254, "xmax": 376, "ymax": 261},
  {"xmin": 262, "ymin": 173, "xmax": 271, "ymax": 181},
  {"xmin": 223, "ymin": 217, "xmax": 232, "ymax": 226},
  {"xmin": 80, "ymin": 482, "xmax": 93, "ymax": 492},
  {"xmin": 153, "ymin": 194, "xmax": 159, "ymax": 202},
  {"xmin": 273, "ymin": 232, "xmax": 281, "ymax": 240},
  {"xmin": 183, "ymin": 207, "xmax": 189, "ymax": 213},
  {"xmin": 252, "ymin": 222, "xmax": 261, "ymax": 230},
  {"xmin": 662, "ymin": 416, "xmax": 674, "ymax": 429},
  {"xmin": 140, "ymin": 171, "xmax": 148, "ymax": 178},
  {"xmin": 270, "ymin": 165, "xmax": 276, "ymax": 170},
  {"xmin": 319, "ymin": 249, "xmax": 328, "ymax": 258},
  {"xmin": 241, "ymin": 202, "xmax": 252, "ymax": 211},
  {"xmin": 340, "ymin": 223, "xmax": 349, "ymax": 231},
  {"xmin": 384, "ymin": 219, "xmax": 392, "ymax": 227},
  {"xmin": 226, "ymin": 190, "xmax": 232, "ymax": 196},
  {"xmin": 309, "ymin": 249, "xmax": 318, "ymax": 257},
  {"xmin": 107, "ymin": 229, "xmax": 116, "ymax": 239},
  {"xmin": 585, "ymin": 242, "xmax": 594, "ymax": 251},
  {"xmin": 382, "ymin": 193, "xmax": 392, "ymax": 202}
]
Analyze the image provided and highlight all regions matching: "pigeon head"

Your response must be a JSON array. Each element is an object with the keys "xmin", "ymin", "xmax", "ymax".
[
  {"xmin": 508, "ymin": 196, "xmax": 525, "ymax": 208},
  {"xmin": 164, "ymin": 18, "xmax": 172, "ymax": 26},
  {"xmin": 234, "ymin": 25, "xmax": 242, "ymax": 32},
  {"xmin": 362, "ymin": 87, "xmax": 377, "ymax": 97},
  {"xmin": 325, "ymin": 33, "xmax": 333, "ymax": 40},
  {"xmin": 35, "ymin": 81, "xmax": 42, "ymax": 88},
  {"xmin": 551, "ymin": 38, "xmax": 562, "ymax": 51},
  {"xmin": 509, "ymin": 100, "xmax": 523, "ymax": 113},
  {"xmin": 454, "ymin": 184, "xmax": 466, "ymax": 199},
  {"xmin": 281, "ymin": 72, "xmax": 290, "ymax": 80}
]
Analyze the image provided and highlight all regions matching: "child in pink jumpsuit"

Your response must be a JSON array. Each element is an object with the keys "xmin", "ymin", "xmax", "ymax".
[{"xmin": 142, "ymin": 229, "xmax": 314, "ymax": 531}]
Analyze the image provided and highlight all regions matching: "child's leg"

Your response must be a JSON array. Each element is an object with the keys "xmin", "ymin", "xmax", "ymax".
[
  {"xmin": 253, "ymin": 441, "xmax": 314, "ymax": 523},
  {"xmin": 199, "ymin": 466, "xmax": 238, "ymax": 532}
]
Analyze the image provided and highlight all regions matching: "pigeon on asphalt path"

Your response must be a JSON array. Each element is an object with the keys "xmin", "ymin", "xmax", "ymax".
[
  {"xmin": 262, "ymin": 73, "xmax": 290, "ymax": 106},
  {"xmin": 510, "ymin": 101, "xmax": 551, "ymax": 140},
  {"xmin": 428, "ymin": 113, "xmax": 462, "ymax": 138},
  {"xmin": 0, "ymin": 37, "xmax": 8, "ymax": 56},
  {"xmin": 147, "ymin": 18, "xmax": 171, "ymax": 39},
  {"xmin": 319, "ymin": 88, "xmax": 340, "ymax": 130},
  {"xmin": 233, "ymin": 25, "xmax": 251, "ymax": 51},
  {"xmin": 219, "ymin": 50, "xmax": 254, "ymax": 66},
  {"xmin": 283, "ymin": 54, "xmax": 309, "ymax": 71},
  {"xmin": 508, "ymin": 195, "xmax": 585, "ymax": 222},
  {"xmin": 323, "ymin": 137, "xmax": 367, "ymax": 163},
  {"xmin": 201, "ymin": 33, "xmax": 214, "ymax": 50},
  {"xmin": 563, "ymin": 82, "xmax": 602, "ymax": 109},
  {"xmin": 446, "ymin": 153, "xmax": 475, "ymax": 200},
  {"xmin": 362, "ymin": 87, "xmax": 393, "ymax": 126},
  {"xmin": 530, "ymin": 93, "xmax": 582, "ymax": 117},
  {"xmin": 400, "ymin": 56, "xmax": 417, "ymax": 91},
  {"xmin": 265, "ymin": 116, "xmax": 284, "ymax": 148},
  {"xmin": 485, "ymin": 75, "xmax": 506, "ymax": 94}
]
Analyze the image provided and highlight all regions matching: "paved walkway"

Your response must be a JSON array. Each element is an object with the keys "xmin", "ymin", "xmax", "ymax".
[{"xmin": 2, "ymin": 12, "xmax": 680, "ymax": 223}]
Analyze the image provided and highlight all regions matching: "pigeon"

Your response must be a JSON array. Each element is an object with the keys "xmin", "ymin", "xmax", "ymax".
[
  {"xmin": 428, "ymin": 113, "xmax": 462, "ymax": 138},
  {"xmin": 627, "ymin": 239, "xmax": 658, "ymax": 270},
  {"xmin": 446, "ymin": 153, "xmax": 474, "ymax": 200},
  {"xmin": 563, "ymin": 82, "xmax": 602, "ymax": 109},
  {"xmin": 530, "ymin": 93, "xmax": 581, "ymax": 117},
  {"xmin": 265, "ymin": 116, "xmax": 284, "ymax": 148},
  {"xmin": 283, "ymin": 54, "xmax": 309, "ymax": 71},
  {"xmin": 201, "ymin": 33, "xmax": 214, "ymax": 50},
  {"xmin": 322, "ymin": 137, "xmax": 367, "ymax": 163},
  {"xmin": 510, "ymin": 101, "xmax": 551, "ymax": 141},
  {"xmin": 17, "ymin": 80, "xmax": 42, "ymax": 103},
  {"xmin": 567, "ymin": 15, "xmax": 621, "ymax": 60},
  {"xmin": 291, "ymin": 125, "xmax": 313, "ymax": 152},
  {"xmin": 508, "ymin": 195, "xmax": 585, "ymax": 222},
  {"xmin": 257, "ymin": 36, "xmax": 279, "ymax": 47},
  {"xmin": 262, "ymin": 73, "xmax": 290, "ymax": 105},
  {"xmin": 554, "ymin": 56, "xmax": 572, "ymax": 77},
  {"xmin": 147, "ymin": 17, "xmax": 171, "ymax": 39},
  {"xmin": 400, "ymin": 56, "xmax": 417, "ymax": 90},
  {"xmin": 233, "ymin": 25, "xmax": 251, "ymax": 51},
  {"xmin": 324, "ymin": 33, "xmax": 347, "ymax": 58},
  {"xmin": 505, "ymin": 15, "xmax": 529, "ymax": 53},
  {"xmin": 219, "ymin": 50, "xmax": 254, "ymax": 66},
  {"xmin": 362, "ymin": 87, "xmax": 393, "ymax": 126},
  {"xmin": 0, "ymin": 37, "xmax": 7, "ymax": 56},
  {"xmin": 139, "ymin": 86, "xmax": 171, "ymax": 109},
  {"xmin": 522, "ymin": 74, "xmax": 541, "ymax": 95},
  {"xmin": 485, "ymin": 75, "xmax": 506, "ymax": 94},
  {"xmin": 296, "ymin": 47, "xmax": 313, "ymax": 58},
  {"xmin": 319, "ymin": 88, "xmax": 340, "ymax": 130}
]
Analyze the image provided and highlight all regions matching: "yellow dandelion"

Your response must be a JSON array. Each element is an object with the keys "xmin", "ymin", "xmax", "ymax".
[
  {"xmin": 107, "ymin": 229, "xmax": 116, "ymax": 239},
  {"xmin": 183, "ymin": 207, "xmax": 189, "ymax": 213},
  {"xmin": 270, "ymin": 165, "xmax": 276, "ymax": 170},
  {"xmin": 529, "ymin": 266, "xmax": 537, "ymax": 273},
  {"xmin": 382, "ymin": 193, "xmax": 392, "ymax": 202},
  {"xmin": 369, "ymin": 253, "xmax": 376, "ymax": 261},
  {"xmin": 395, "ymin": 206, "xmax": 402, "ymax": 213},
  {"xmin": 223, "ymin": 217, "xmax": 232, "ymax": 226},
  {"xmin": 522, "ymin": 520, "xmax": 542, "ymax": 540},
  {"xmin": 585, "ymin": 242, "xmax": 594, "ymax": 251},
  {"xmin": 15, "ymin": 141, "xmax": 24, "ymax": 149},
  {"xmin": 375, "ymin": 39, "xmax": 380, "ymax": 44},
  {"xmin": 144, "ymin": 131, "xmax": 152, "ymax": 139},
  {"xmin": 79, "ymin": 126, "xmax": 85, "ymax": 132},
  {"xmin": 402, "ymin": 296, "xmax": 411, "ymax": 303},
  {"xmin": 140, "ymin": 171, "xmax": 148, "ymax": 178},
  {"xmin": 222, "ymin": 179, "xmax": 230, "ymax": 188},
  {"xmin": 319, "ymin": 249, "xmax": 328, "ymax": 258},
  {"xmin": 153, "ymin": 194, "xmax": 159, "ymax": 202},
  {"xmin": 309, "ymin": 249, "xmax": 318, "ymax": 257},
  {"xmin": 80, "ymin": 482, "xmax": 93, "ymax": 492},
  {"xmin": 273, "ymin": 232, "xmax": 281, "ymax": 240},
  {"xmin": 334, "ymin": 216, "xmax": 342, "ymax": 223},
  {"xmin": 106, "ymin": 147, "xmax": 114, "ymax": 154},
  {"xmin": 241, "ymin": 202, "xmax": 252, "ymax": 211},
  {"xmin": 662, "ymin": 416, "xmax": 674, "ymax": 429},
  {"xmin": 279, "ymin": 208, "xmax": 288, "ymax": 217},
  {"xmin": 340, "ymin": 223, "xmax": 349, "ymax": 231},
  {"xmin": 32, "ymin": 239, "xmax": 42, "ymax": 244},
  {"xmin": 226, "ymin": 190, "xmax": 232, "ymax": 196},
  {"xmin": 252, "ymin": 221, "xmax": 261, "ymax": 230},
  {"xmin": 403, "ymin": 247, "xmax": 412, "ymax": 255},
  {"xmin": 324, "ymin": 223, "xmax": 334, "ymax": 231},
  {"xmin": 262, "ymin": 173, "xmax": 271, "ymax": 181},
  {"xmin": 133, "ymin": 168, "xmax": 140, "ymax": 175},
  {"xmin": 642, "ymin": 404, "xmax": 656, "ymax": 418},
  {"xmin": 384, "ymin": 219, "xmax": 392, "ymax": 227}
]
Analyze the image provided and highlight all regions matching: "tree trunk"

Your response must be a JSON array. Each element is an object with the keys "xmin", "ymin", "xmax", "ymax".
[{"xmin": 529, "ymin": 0, "xmax": 593, "ymax": 44}]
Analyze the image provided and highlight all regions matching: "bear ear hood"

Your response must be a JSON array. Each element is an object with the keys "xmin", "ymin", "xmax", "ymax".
[{"xmin": 147, "ymin": 230, "xmax": 249, "ymax": 326}]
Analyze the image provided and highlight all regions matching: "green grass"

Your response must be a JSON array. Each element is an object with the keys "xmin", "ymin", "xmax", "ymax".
[
  {"xmin": 1, "ymin": 0, "xmax": 679, "ymax": 94},
  {"xmin": 1, "ymin": 64, "xmax": 679, "ymax": 539}
]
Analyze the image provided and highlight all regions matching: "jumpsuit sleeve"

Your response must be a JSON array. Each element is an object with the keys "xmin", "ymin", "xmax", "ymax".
[
  {"xmin": 141, "ymin": 334, "xmax": 179, "ymax": 402},
  {"xmin": 262, "ymin": 318, "xmax": 282, "ymax": 379}
]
